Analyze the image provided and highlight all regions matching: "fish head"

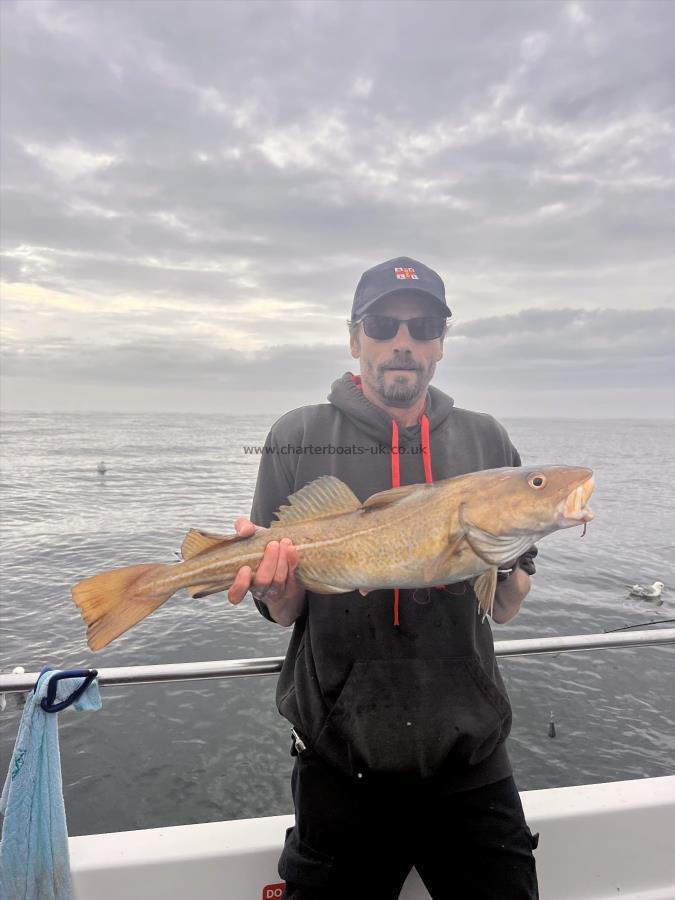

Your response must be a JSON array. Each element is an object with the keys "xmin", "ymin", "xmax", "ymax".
[{"xmin": 458, "ymin": 465, "xmax": 595, "ymax": 543}]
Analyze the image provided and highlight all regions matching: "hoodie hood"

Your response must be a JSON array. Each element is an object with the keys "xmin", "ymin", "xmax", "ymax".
[{"xmin": 328, "ymin": 371, "xmax": 455, "ymax": 446}]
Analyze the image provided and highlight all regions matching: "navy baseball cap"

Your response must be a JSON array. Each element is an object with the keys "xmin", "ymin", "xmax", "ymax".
[{"xmin": 351, "ymin": 256, "xmax": 452, "ymax": 320}]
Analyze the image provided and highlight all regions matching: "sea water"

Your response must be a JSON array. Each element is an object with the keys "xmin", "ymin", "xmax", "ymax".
[{"xmin": 1, "ymin": 413, "xmax": 673, "ymax": 835}]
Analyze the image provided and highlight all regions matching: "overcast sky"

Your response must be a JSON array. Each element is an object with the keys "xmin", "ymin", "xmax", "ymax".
[{"xmin": 1, "ymin": 0, "xmax": 673, "ymax": 418}]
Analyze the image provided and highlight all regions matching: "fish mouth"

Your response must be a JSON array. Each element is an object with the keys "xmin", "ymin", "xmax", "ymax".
[{"xmin": 556, "ymin": 475, "xmax": 595, "ymax": 528}]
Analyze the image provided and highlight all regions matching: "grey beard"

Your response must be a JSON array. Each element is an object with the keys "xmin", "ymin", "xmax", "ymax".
[{"xmin": 376, "ymin": 371, "xmax": 428, "ymax": 407}]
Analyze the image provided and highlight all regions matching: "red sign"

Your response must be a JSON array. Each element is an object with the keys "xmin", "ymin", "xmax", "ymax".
[{"xmin": 262, "ymin": 884, "xmax": 285, "ymax": 900}]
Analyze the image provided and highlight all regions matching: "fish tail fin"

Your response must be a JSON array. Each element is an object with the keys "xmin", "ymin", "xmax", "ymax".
[
  {"xmin": 71, "ymin": 562, "xmax": 174, "ymax": 652},
  {"xmin": 473, "ymin": 567, "xmax": 498, "ymax": 621}
]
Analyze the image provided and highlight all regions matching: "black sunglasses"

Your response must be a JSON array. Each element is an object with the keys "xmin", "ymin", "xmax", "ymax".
[{"xmin": 354, "ymin": 315, "xmax": 447, "ymax": 341}]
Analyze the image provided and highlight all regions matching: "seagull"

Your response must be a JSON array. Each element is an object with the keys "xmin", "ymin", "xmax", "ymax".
[
  {"xmin": 97, "ymin": 461, "xmax": 107, "ymax": 475},
  {"xmin": 626, "ymin": 581, "xmax": 665, "ymax": 599}
]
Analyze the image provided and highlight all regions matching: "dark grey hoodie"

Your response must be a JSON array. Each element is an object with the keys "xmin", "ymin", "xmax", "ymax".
[{"xmin": 250, "ymin": 372, "xmax": 537, "ymax": 789}]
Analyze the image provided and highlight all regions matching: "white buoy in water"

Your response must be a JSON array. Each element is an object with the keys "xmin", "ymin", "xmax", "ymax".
[{"xmin": 97, "ymin": 461, "xmax": 107, "ymax": 475}]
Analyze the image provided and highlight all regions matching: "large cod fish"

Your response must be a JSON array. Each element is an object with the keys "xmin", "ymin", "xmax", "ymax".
[{"xmin": 72, "ymin": 465, "xmax": 595, "ymax": 651}]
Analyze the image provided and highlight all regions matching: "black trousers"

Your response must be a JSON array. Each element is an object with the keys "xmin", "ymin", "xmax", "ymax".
[{"xmin": 280, "ymin": 750, "xmax": 539, "ymax": 900}]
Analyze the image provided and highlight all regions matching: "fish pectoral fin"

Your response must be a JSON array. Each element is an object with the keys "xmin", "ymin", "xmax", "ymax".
[
  {"xmin": 422, "ymin": 533, "xmax": 466, "ymax": 583},
  {"xmin": 362, "ymin": 483, "xmax": 427, "ymax": 511},
  {"xmin": 458, "ymin": 506, "xmax": 534, "ymax": 567},
  {"xmin": 181, "ymin": 529, "xmax": 246, "ymax": 561},
  {"xmin": 473, "ymin": 568, "xmax": 498, "ymax": 620},
  {"xmin": 271, "ymin": 476, "xmax": 361, "ymax": 527},
  {"xmin": 297, "ymin": 572, "xmax": 349, "ymax": 595}
]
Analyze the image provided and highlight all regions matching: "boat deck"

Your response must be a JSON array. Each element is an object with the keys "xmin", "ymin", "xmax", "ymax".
[{"xmin": 70, "ymin": 775, "xmax": 675, "ymax": 900}]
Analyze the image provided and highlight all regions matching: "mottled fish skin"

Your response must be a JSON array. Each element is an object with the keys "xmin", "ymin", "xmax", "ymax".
[{"xmin": 72, "ymin": 464, "xmax": 595, "ymax": 650}]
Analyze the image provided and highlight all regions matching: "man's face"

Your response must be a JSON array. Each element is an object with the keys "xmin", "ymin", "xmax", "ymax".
[{"xmin": 350, "ymin": 292, "xmax": 446, "ymax": 408}]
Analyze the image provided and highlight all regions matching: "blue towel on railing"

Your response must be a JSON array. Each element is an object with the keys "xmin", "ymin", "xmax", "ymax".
[{"xmin": 0, "ymin": 669, "xmax": 101, "ymax": 900}]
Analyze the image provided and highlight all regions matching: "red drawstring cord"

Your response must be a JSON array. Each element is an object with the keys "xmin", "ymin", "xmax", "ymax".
[
  {"xmin": 351, "ymin": 374, "xmax": 435, "ymax": 626},
  {"xmin": 391, "ymin": 414, "xmax": 433, "ymax": 626},
  {"xmin": 390, "ymin": 419, "xmax": 401, "ymax": 488},
  {"xmin": 419, "ymin": 412, "xmax": 432, "ymax": 484},
  {"xmin": 391, "ymin": 419, "xmax": 401, "ymax": 626}
]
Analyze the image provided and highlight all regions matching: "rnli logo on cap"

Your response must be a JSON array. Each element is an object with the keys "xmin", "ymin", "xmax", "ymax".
[{"xmin": 394, "ymin": 267, "xmax": 418, "ymax": 280}]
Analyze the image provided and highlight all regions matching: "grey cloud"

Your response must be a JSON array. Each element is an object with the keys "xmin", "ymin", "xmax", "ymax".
[
  {"xmin": 3, "ymin": 306, "xmax": 672, "ymax": 394},
  {"xmin": 0, "ymin": 332, "xmax": 353, "ymax": 393},
  {"xmin": 454, "ymin": 306, "xmax": 675, "ymax": 346},
  {"xmin": 1, "ymin": 0, "xmax": 675, "ymax": 413}
]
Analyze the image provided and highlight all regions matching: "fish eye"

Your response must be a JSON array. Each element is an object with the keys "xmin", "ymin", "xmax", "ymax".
[{"xmin": 528, "ymin": 474, "xmax": 547, "ymax": 489}]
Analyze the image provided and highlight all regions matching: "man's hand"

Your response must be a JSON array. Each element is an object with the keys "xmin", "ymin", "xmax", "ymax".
[
  {"xmin": 492, "ymin": 566, "xmax": 531, "ymax": 624},
  {"xmin": 227, "ymin": 517, "xmax": 307, "ymax": 626}
]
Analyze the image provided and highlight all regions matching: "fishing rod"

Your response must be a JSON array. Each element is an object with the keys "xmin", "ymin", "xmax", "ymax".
[{"xmin": 605, "ymin": 618, "xmax": 675, "ymax": 633}]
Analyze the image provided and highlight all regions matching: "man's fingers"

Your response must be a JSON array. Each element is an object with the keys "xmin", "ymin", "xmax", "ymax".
[
  {"xmin": 228, "ymin": 566, "xmax": 252, "ymax": 605},
  {"xmin": 286, "ymin": 542, "xmax": 299, "ymax": 577},
  {"xmin": 269, "ymin": 538, "xmax": 296, "ymax": 593},
  {"xmin": 253, "ymin": 540, "xmax": 280, "ymax": 590},
  {"xmin": 272, "ymin": 539, "xmax": 290, "ymax": 588},
  {"xmin": 234, "ymin": 517, "xmax": 257, "ymax": 538},
  {"xmin": 228, "ymin": 519, "xmax": 265, "ymax": 603},
  {"xmin": 228, "ymin": 538, "xmax": 300, "ymax": 606}
]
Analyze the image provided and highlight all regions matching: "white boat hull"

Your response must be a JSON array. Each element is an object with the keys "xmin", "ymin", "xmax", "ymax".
[{"xmin": 69, "ymin": 775, "xmax": 675, "ymax": 899}]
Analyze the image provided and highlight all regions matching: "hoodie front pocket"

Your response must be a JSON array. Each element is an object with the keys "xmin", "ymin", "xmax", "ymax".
[{"xmin": 314, "ymin": 656, "xmax": 511, "ymax": 777}]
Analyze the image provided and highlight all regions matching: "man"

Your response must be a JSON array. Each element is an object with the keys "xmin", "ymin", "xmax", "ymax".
[{"xmin": 228, "ymin": 256, "xmax": 539, "ymax": 899}]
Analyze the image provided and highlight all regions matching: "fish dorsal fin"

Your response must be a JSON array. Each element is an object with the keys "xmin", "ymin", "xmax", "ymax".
[
  {"xmin": 458, "ymin": 505, "xmax": 534, "ymax": 566},
  {"xmin": 271, "ymin": 476, "xmax": 361, "ymax": 527},
  {"xmin": 362, "ymin": 483, "xmax": 425, "ymax": 511},
  {"xmin": 181, "ymin": 529, "xmax": 245, "ymax": 560}
]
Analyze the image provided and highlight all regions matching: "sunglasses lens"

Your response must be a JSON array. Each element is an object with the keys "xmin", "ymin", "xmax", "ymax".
[
  {"xmin": 361, "ymin": 316, "xmax": 446, "ymax": 341},
  {"xmin": 362, "ymin": 316, "xmax": 399, "ymax": 340},
  {"xmin": 408, "ymin": 317, "xmax": 446, "ymax": 340}
]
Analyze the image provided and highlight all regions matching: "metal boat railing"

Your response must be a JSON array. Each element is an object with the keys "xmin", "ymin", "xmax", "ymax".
[{"xmin": 1, "ymin": 628, "xmax": 674, "ymax": 694}]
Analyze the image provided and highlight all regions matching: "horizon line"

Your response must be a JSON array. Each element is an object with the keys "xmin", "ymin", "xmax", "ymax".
[{"xmin": 2, "ymin": 409, "xmax": 674, "ymax": 422}]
